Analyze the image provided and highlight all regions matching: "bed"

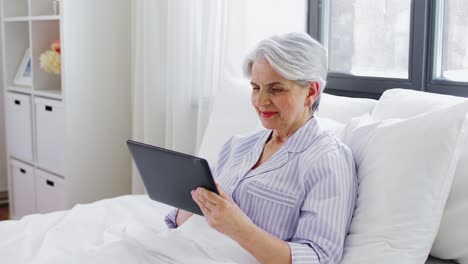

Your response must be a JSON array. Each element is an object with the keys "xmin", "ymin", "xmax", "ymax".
[
  {"xmin": 0, "ymin": 195, "xmax": 258, "ymax": 264},
  {"xmin": 1, "ymin": 87, "xmax": 467, "ymax": 264},
  {"xmin": 0, "ymin": 195, "xmax": 457, "ymax": 264}
]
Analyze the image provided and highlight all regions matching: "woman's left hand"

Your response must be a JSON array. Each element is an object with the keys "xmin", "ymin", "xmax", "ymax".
[{"xmin": 192, "ymin": 184, "xmax": 252, "ymax": 239}]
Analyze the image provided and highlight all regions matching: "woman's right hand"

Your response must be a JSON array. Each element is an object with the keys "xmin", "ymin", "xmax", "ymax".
[{"xmin": 175, "ymin": 209, "xmax": 193, "ymax": 227}]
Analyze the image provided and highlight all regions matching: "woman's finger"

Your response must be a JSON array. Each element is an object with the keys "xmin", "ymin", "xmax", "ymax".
[
  {"xmin": 200, "ymin": 200, "xmax": 212, "ymax": 214},
  {"xmin": 214, "ymin": 183, "xmax": 231, "ymax": 200},
  {"xmin": 192, "ymin": 190, "xmax": 212, "ymax": 213},
  {"xmin": 196, "ymin": 188, "xmax": 220, "ymax": 206},
  {"xmin": 218, "ymin": 188, "xmax": 230, "ymax": 200}
]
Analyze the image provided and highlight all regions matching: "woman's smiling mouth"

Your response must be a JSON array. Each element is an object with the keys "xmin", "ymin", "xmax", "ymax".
[{"xmin": 260, "ymin": 111, "xmax": 276, "ymax": 118}]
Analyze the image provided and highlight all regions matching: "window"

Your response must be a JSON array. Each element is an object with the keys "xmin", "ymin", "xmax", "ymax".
[
  {"xmin": 432, "ymin": 0, "xmax": 468, "ymax": 83},
  {"xmin": 309, "ymin": 0, "xmax": 468, "ymax": 98},
  {"xmin": 327, "ymin": 0, "xmax": 411, "ymax": 79}
]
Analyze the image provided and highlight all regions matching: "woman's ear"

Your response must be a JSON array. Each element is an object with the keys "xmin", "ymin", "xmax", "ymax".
[
  {"xmin": 306, "ymin": 82, "xmax": 320, "ymax": 107},
  {"xmin": 308, "ymin": 82, "xmax": 319, "ymax": 98}
]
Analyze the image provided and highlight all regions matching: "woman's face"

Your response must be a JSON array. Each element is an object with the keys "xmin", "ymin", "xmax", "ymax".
[{"xmin": 250, "ymin": 60, "xmax": 317, "ymax": 134}]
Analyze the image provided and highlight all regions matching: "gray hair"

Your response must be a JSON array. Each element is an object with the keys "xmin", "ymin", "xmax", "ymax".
[{"xmin": 242, "ymin": 32, "xmax": 328, "ymax": 113}]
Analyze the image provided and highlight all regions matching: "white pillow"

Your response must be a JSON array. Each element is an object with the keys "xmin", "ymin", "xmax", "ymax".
[
  {"xmin": 315, "ymin": 116, "xmax": 345, "ymax": 136},
  {"xmin": 340, "ymin": 101, "xmax": 468, "ymax": 264},
  {"xmin": 316, "ymin": 93, "xmax": 377, "ymax": 123},
  {"xmin": 371, "ymin": 88, "xmax": 468, "ymax": 263},
  {"xmin": 371, "ymin": 88, "xmax": 466, "ymax": 120}
]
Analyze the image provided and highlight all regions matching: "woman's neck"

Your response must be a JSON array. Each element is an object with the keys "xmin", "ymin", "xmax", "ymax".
[{"xmin": 270, "ymin": 115, "xmax": 313, "ymax": 144}]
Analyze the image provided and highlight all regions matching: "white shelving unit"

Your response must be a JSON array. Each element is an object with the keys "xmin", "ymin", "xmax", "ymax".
[{"xmin": 1, "ymin": 0, "xmax": 132, "ymax": 219}]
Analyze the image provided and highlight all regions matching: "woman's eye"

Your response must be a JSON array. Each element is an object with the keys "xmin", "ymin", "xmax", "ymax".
[
  {"xmin": 252, "ymin": 87, "xmax": 260, "ymax": 91},
  {"xmin": 272, "ymin": 88, "xmax": 283, "ymax": 93}
]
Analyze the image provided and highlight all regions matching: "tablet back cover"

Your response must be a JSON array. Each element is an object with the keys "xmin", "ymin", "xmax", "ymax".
[{"xmin": 127, "ymin": 140, "xmax": 217, "ymax": 215}]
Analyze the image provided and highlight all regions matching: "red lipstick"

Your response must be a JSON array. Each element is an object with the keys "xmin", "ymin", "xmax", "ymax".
[{"xmin": 261, "ymin": 111, "xmax": 276, "ymax": 118}]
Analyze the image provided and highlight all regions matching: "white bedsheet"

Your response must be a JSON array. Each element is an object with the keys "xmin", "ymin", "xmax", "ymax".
[{"xmin": 0, "ymin": 195, "xmax": 258, "ymax": 264}]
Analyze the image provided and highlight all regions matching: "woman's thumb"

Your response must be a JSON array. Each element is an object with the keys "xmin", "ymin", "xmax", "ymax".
[{"xmin": 216, "ymin": 183, "xmax": 229, "ymax": 199}]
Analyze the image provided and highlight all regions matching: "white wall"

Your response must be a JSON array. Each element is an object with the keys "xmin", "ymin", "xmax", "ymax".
[{"xmin": 0, "ymin": 12, "xmax": 6, "ymax": 192}]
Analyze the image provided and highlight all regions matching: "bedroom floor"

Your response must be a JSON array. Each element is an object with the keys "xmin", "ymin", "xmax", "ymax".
[{"xmin": 0, "ymin": 204, "xmax": 9, "ymax": 221}]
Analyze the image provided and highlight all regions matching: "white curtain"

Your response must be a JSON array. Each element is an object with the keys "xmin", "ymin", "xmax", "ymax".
[{"xmin": 131, "ymin": 0, "xmax": 307, "ymax": 194}]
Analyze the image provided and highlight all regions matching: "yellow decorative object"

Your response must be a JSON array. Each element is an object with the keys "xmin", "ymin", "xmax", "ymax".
[{"xmin": 39, "ymin": 40, "xmax": 61, "ymax": 75}]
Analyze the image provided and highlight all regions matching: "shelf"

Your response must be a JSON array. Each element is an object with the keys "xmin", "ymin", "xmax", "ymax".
[
  {"xmin": 9, "ymin": 157, "xmax": 34, "ymax": 168},
  {"xmin": 4, "ymin": 22, "xmax": 30, "ymax": 89},
  {"xmin": 7, "ymin": 86, "xmax": 33, "ymax": 95},
  {"xmin": 7, "ymin": 86, "xmax": 62, "ymax": 100},
  {"xmin": 30, "ymin": 0, "xmax": 60, "ymax": 17},
  {"xmin": 31, "ymin": 20, "xmax": 61, "ymax": 92},
  {"xmin": 34, "ymin": 89, "xmax": 62, "ymax": 100},
  {"xmin": 2, "ymin": 0, "xmax": 29, "ymax": 18},
  {"xmin": 30, "ymin": 16, "xmax": 60, "ymax": 21},
  {"xmin": 3, "ymin": 16, "xmax": 29, "ymax": 22},
  {"xmin": 3, "ymin": 16, "xmax": 59, "ymax": 22}
]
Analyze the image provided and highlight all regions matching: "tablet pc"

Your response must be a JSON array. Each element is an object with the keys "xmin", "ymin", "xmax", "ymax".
[{"xmin": 127, "ymin": 140, "xmax": 218, "ymax": 215}]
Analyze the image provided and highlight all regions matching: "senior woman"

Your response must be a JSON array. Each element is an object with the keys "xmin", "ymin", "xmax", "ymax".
[{"xmin": 165, "ymin": 32, "xmax": 357, "ymax": 264}]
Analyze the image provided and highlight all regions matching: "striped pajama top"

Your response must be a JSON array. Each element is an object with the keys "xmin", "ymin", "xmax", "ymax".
[{"xmin": 165, "ymin": 117, "xmax": 357, "ymax": 263}]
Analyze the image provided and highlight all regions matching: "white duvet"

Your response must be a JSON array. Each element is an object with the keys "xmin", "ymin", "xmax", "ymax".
[{"xmin": 0, "ymin": 195, "xmax": 258, "ymax": 264}]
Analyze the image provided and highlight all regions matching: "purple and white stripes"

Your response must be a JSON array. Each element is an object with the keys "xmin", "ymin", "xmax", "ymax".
[{"xmin": 166, "ymin": 118, "xmax": 357, "ymax": 263}]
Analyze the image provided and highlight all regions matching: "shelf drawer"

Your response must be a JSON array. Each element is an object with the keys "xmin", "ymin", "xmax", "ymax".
[
  {"xmin": 36, "ymin": 169, "xmax": 66, "ymax": 214},
  {"xmin": 10, "ymin": 159, "xmax": 35, "ymax": 219},
  {"xmin": 6, "ymin": 92, "xmax": 33, "ymax": 162},
  {"xmin": 35, "ymin": 97, "xmax": 65, "ymax": 175}
]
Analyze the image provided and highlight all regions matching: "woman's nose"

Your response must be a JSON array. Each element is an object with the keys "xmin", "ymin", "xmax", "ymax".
[{"xmin": 255, "ymin": 89, "xmax": 270, "ymax": 106}]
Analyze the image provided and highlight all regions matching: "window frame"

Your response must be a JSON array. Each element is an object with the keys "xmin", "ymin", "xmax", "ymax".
[
  {"xmin": 426, "ymin": 0, "xmax": 468, "ymax": 95},
  {"xmin": 308, "ymin": 0, "xmax": 468, "ymax": 98}
]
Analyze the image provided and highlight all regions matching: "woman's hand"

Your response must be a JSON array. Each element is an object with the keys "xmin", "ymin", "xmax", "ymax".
[
  {"xmin": 192, "ymin": 184, "xmax": 252, "ymax": 239},
  {"xmin": 175, "ymin": 209, "xmax": 193, "ymax": 227},
  {"xmin": 194, "ymin": 184, "xmax": 292, "ymax": 264}
]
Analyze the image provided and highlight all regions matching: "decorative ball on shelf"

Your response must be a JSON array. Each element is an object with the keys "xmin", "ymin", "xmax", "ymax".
[{"xmin": 39, "ymin": 40, "xmax": 61, "ymax": 75}]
